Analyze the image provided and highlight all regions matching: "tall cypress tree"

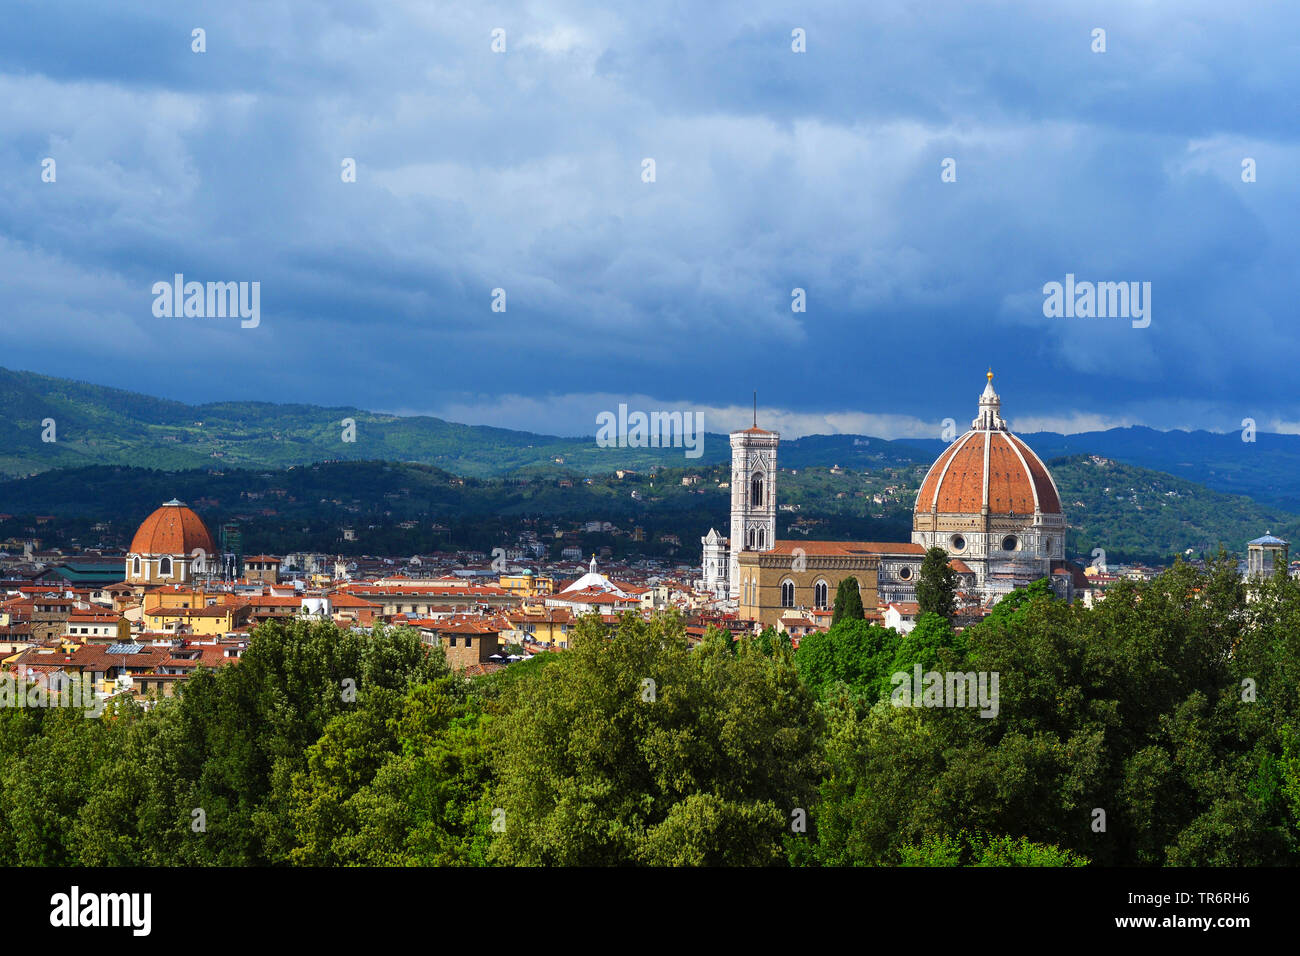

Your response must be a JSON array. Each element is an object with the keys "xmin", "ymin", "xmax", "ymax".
[
  {"xmin": 832, "ymin": 577, "xmax": 865, "ymax": 625},
  {"xmin": 916, "ymin": 546, "xmax": 958, "ymax": 619}
]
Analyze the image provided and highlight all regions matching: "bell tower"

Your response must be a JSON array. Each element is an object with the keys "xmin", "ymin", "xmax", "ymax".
[{"xmin": 728, "ymin": 398, "xmax": 779, "ymax": 598}]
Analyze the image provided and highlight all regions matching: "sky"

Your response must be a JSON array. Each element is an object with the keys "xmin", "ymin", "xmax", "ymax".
[{"xmin": 1, "ymin": 0, "xmax": 1298, "ymax": 440}]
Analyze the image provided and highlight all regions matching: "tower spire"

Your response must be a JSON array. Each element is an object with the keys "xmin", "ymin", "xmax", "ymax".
[
  {"xmin": 974, "ymin": 369, "xmax": 1005, "ymax": 430},
  {"xmin": 753, "ymin": 391, "xmax": 757, "ymax": 428}
]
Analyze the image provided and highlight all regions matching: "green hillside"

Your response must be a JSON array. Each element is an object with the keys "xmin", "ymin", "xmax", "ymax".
[{"xmin": 0, "ymin": 454, "xmax": 1290, "ymax": 566}]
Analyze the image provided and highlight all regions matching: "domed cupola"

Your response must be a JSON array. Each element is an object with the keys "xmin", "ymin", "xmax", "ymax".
[
  {"xmin": 912, "ymin": 371, "xmax": 1067, "ymax": 595},
  {"xmin": 125, "ymin": 499, "xmax": 218, "ymax": 585}
]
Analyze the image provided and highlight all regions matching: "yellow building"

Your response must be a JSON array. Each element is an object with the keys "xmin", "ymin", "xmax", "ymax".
[
  {"xmin": 499, "ymin": 570, "xmax": 554, "ymax": 597},
  {"xmin": 505, "ymin": 607, "xmax": 574, "ymax": 648},
  {"xmin": 142, "ymin": 587, "xmax": 214, "ymax": 612},
  {"xmin": 736, "ymin": 542, "xmax": 886, "ymax": 630},
  {"xmin": 142, "ymin": 603, "xmax": 249, "ymax": 636}
]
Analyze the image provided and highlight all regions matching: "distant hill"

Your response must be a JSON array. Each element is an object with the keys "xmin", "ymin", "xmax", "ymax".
[
  {"xmin": 2, "ymin": 365, "xmax": 1298, "ymax": 516},
  {"xmin": 1, "ymin": 455, "xmax": 1293, "ymax": 566},
  {"xmin": 0, "ymin": 367, "xmax": 933, "ymax": 479}
]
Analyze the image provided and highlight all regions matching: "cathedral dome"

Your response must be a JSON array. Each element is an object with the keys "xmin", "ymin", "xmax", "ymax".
[
  {"xmin": 915, "ymin": 373, "xmax": 1062, "ymax": 518},
  {"xmin": 916, "ymin": 431, "xmax": 1061, "ymax": 515},
  {"xmin": 129, "ymin": 499, "xmax": 217, "ymax": 556}
]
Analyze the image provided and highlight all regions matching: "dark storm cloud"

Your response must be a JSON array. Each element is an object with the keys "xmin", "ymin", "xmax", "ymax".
[{"xmin": 1, "ymin": 0, "xmax": 1297, "ymax": 437}]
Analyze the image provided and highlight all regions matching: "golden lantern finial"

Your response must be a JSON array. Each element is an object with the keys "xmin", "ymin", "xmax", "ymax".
[{"xmin": 987, "ymin": 367, "xmax": 994, "ymax": 383}]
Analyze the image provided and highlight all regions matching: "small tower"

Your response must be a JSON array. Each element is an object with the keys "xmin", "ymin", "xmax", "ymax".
[
  {"xmin": 728, "ymin": 399, "xmax": 779, "ymax": 598},
  {"xmin": 701, "ymin": 528, "xmax": 727, "ymax": 597},
  {"xmin": 1247, "ymin": 532, "xmax": 1289, "ymax": 580}
]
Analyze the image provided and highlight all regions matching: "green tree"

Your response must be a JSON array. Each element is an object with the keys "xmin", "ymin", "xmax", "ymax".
[
  {"xmin": 74, "ymin": 618, "xmax": 449, "ymax": 866},
  {"xmin": 288, "ymin": 676, "xmax": 495, "ymax": 865},
  {"xmin": 880, "ymin": 612, "xmax": 966, "ymax": 700},
  {"xmin": 0, "ymin": 700, "xmax": 114, "ymax": 865},
  {"xmin": 794, "ymin": 618, "xmax": 896, "ymax": 701},
  {"xmin": 832, "ymin": 577, "xmax": 865, "ymax": 625},
  {"xmin": 899, "ymin": 832, "xmax": 1089, "ymax": 867},
  {"xmin": 915, "ymin": 546, "xmax": 957, "ymax": 618},
  {"xmin": 491, "ymin": 611, "xmax": 824, "ymax": 865}
]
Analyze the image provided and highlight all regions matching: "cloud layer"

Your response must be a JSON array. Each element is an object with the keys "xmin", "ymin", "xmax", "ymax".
[{"xmin": 1, "ymin": 1, "xmax": 1297, "ymax": 438}]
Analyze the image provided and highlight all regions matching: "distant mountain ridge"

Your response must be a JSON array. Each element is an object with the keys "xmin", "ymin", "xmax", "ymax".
[{"xmin": 1, "ymin": 366, "xmax": 1296, "ymax": 511}]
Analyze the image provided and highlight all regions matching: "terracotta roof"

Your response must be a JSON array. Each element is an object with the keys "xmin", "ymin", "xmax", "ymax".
[
  {"xmin": 507, "ymin": 608, "xmax": 574, "ymax": 623},
  {"xmin": 765, "ymin": 540, "xmax": 925, "ymax": 556},
  {"xmin": 432, "ymin": 621, "xmax": 500, "ymax": 635},
  {"xmin": 342, "ymin": 584, "xmax": 511, "ymax": 597},
  {"xmin": 129, "ymin": 502, "xmax": 217, "ymax": 556},
  {"xmin": 916, "ymin": 430, "xmax": 1062, "ymax": 516},
  {"xmin": 324, "ymin": 592, "xmax": 378, "ymax": 608}
]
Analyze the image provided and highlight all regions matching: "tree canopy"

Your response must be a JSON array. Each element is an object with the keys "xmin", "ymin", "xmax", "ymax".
[{"xmin": 4, "ymin": 557, "xmax": 1300, "ymax": 867}]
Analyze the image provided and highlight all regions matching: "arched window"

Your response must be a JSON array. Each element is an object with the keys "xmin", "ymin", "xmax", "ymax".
[
  {"xmin": 132, "ymin": 556, "xmax": 141, "ymax": 576},
  {"xmin": 781, "ymin": 580, "xmax": 795, "ymax": 608},
  {"xmin": 751, "ymin": 474, "xmax": 764, "ymax": 507},
  {"xmin": 757, "ymin": 528, "xmax": 765, "ymax": 550},
  {"xmin": 814, "ymin": 580, "xmax": 828, "ymax": 610},
  {"xmin": 159, "ymin": 557, "xmax": 172, "ymax": 577}
]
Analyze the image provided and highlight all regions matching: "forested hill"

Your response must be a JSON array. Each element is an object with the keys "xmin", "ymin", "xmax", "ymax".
[
  {"xmin": 7, "ymin": 367, "xmax": 1300, "ymax": 515},
  {"xmin": 0, "ymin": 366, "xmax": 942, "ymax": 478},
  {"xmin": 1, "ymin": 454, "xmax": 1294, "ymax": 565}
]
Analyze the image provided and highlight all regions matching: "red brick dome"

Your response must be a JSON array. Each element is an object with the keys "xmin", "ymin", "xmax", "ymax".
[
  {"xmin": 916, "ymin": 430, "xmax": 1062, "ymax": 516},
  {"xmin": 129, "ymin": 500, "xmax": 217, "ymax": 556}
]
